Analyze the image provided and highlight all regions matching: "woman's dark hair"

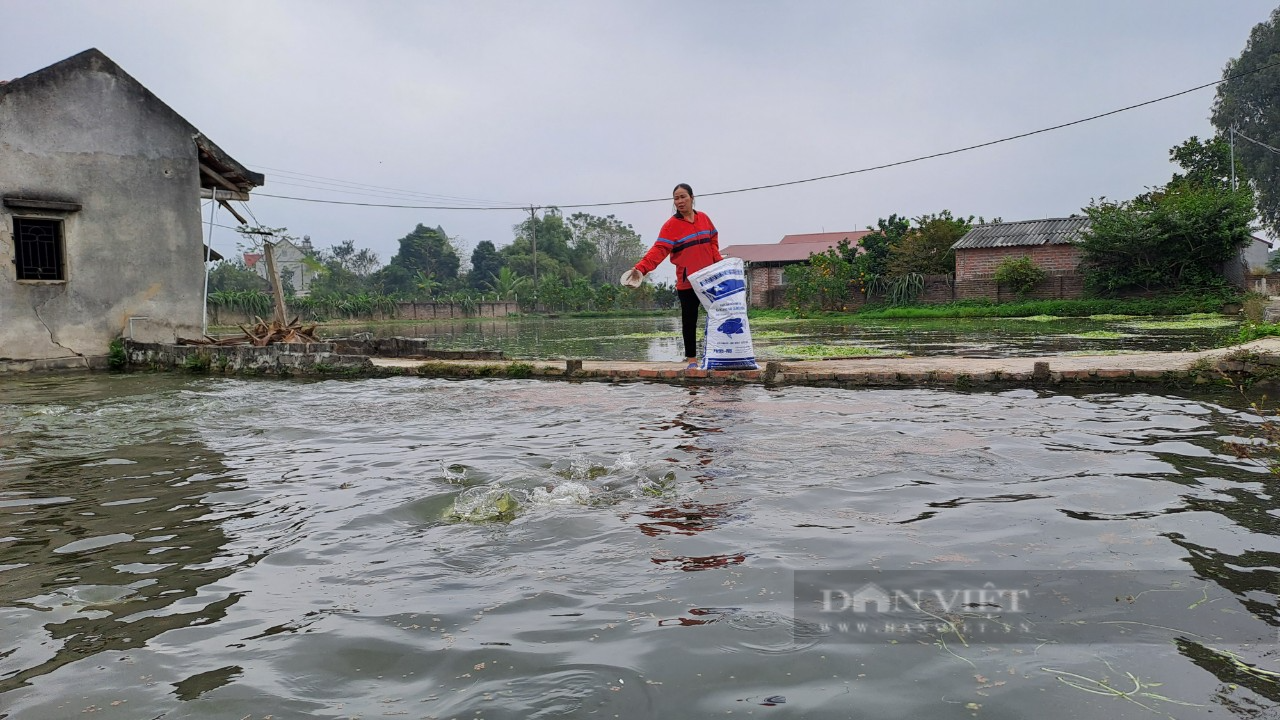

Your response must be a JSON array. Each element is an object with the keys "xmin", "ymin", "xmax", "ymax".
[{"xmin": 672, "ymin": 183, "xmax": 695, "ymax": 216}]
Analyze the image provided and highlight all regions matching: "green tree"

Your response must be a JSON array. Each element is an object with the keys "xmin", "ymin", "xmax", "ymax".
[
  {"xmin": 1168, "ymin": 135, "xmax": 1237, "ymax": 190},
  {"xmin": 468, "ymin": 240, "xmax": 505, "ymax": 290},
  {"xmin": 309, "ymin": 239, "xmax": 382, "ymax": 296},
  {"xmin": 1080, "ymin": 184, "xmax": 1255, "ymax": 294},
  {"xmin": 566, "ymin": 212, "xmax": 646, "ymax": 283},
  {"xmin": 368, "ymin": 263, "xmax": 415, "ymax": 296},
  {"xmin": 885, "ymin": 211, "xmax": 973, "ymax": 276},
  {"xmin": 506, "ymin": 209, "xmax": 600, "ymax": 281},
  {"xmin": 783, "ymin": 247, "xmax": 858, "ymax": 312},
  {"xmin": 509, "ymin": 211, "xmax": 571, "ymax": 264},
  {"xmin": 389, "ymin": 224, "xmax": 460, "ymax": 286},
  {"xmin": 321, "ymin": 239, "xmax": 381, "ymax": 277},
  {"xmin": 207, "ymin": 258, "xmax": 268, "ymax": 293},
  {"xmin": 852, "ymin": 214, "xmax": 909, "ymax": 280},
  {"xmin": 487, "ymin": 266, "xmax": 532, "ymax": 300},
  {"xmin": 1080, "ymin": 135, "xmax": 1258, "ymax": 295},
  {"xmin": 536, "ymin": 275, "xmax": 569, "ymax": 311},
  {"xmin": 1212, "ymin": 6, "xmax": 1280, "ymax": 237},
  {"xmin": 993, "ymin": 256, "xmax": 1048, "ymax": 297},
  {"xmin": 412, "ymin": 271, "xmax": 443, "ymax": 299}
]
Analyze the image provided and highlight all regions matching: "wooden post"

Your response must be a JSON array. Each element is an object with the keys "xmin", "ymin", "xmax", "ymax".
[{"xmin": 262, "ymin": 241, "xmax": 288, "ymax": 326}]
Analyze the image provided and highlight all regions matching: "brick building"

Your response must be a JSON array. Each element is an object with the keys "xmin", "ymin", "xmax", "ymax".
[{"xmin": 952, "ymin": 218, "xmax": 1089, "ymax": 301}]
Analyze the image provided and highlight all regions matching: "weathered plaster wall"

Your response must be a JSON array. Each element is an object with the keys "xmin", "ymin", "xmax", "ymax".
[{"xmin": 0, "ymin": 60, "xmax": 206, "ymax": 363}]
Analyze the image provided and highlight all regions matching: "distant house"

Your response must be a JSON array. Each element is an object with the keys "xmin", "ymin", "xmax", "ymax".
[
  {"xmin": 953, "ymin": 217, "xmax": 1272, "ymax": 299},
  {"xmin": 247, "ymin": 236, "xmax": 317, "ymax": 297},
  {"xmin": 723, "ymin": 231, "xmax": 870, "ymax": 308},
  {"xmin": 1227, "ymin": 235, "xmax": 1274, "ymax": 287},
  {"xmin": 951, "ymin": 218, "xmax": 1089, "ymax": 300},
  {"xmin": 0, "ymin": 48, "xmax": 263, "ymax": 371}
]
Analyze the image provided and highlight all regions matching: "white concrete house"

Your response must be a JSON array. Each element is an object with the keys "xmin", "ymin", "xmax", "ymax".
[{"xmin": 0, "ymin": 48, "xmax": 263, "ymax": 371}]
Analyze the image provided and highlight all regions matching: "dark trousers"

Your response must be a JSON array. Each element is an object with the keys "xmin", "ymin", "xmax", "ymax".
[{"xmin": 678, "ymin": 288, "xmax": 701, "ymax": 359}]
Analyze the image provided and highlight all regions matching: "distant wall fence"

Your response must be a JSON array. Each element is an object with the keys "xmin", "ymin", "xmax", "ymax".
[
  {"xmin": 755, "ymin": 272, "xmax": 1087, "ymax": 310},
  {"xmin": 208, "ymin": 301, "xmax": 520, "ymax": 326}
]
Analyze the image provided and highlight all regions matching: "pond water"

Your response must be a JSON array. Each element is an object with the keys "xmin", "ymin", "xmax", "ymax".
[
  {"xmin": 3, "ymin": 373, "xmax": 1280, "ymax": 718},
  {"xmin": 320, "ymin": 314, "xmax": 1243, "ymax": 361}
]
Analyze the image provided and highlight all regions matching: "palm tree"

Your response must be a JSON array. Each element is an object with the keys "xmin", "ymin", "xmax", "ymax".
[
  {"xmin": 487, "ymin": 266, "xmax": 532, "ymax": 300},
  {"xmin": 413, "ymin": 271, "xmax": 442, "ymax": 299}
]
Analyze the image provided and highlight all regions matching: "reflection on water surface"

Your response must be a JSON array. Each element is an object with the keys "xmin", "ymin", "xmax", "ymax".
[
  {"xmin": 322, "ymin": 314, "xmax": 1241, "ymax": 361},
  {"xmin": 2, "ymin": 373, "xmax": 1279, "ymax": 718}
]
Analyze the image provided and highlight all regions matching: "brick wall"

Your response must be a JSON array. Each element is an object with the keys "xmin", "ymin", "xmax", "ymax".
[
  {"xmin": 746, "ymin": 265, "xmax": 786, "ymax": 308},
  {"xmin": 955, "ymin": 245, "xmax": 1082, "ymax": 281},
  {"xmin": 953, "ymin": 246, "xmax": 1086, "ymax": 301},
  {"xmin": 955, "ymin": 273, "xmax": 1086, "ymax": 301},
  {"xmin": 746, "ymin": 246, "xmax": 1089, "ymax": 308},
  {"xmin": 1252, "ymin": 272, "xmax": 1280, "ymax": 296}
]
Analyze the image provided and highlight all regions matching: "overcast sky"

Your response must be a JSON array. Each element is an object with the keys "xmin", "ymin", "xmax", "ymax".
[{"xmin": 5, "ymin": 1, "xmax": 1276, "ymax": 282}]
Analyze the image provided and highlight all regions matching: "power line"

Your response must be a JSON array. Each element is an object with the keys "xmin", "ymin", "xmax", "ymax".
[
  {"xmin": 1234, "ymin": 128, "xmax": 1280, "ymax": 155},
  {"xmin": 254, "ymin": 192, "xmax": 528, "ymax": 210},
  {"xmin": 252, "ymin": 58, "xmax": 1280, "ymax": 213},
  {"xmin": 265, "ymin": 178, "xmax": 522, "ymax": 206},
  {"xmin": 251, "ymin": 164, "xmax": 521, "ymax": 207}
]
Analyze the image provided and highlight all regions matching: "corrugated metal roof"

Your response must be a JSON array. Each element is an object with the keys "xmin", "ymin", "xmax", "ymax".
[{"xmin": 952, "ymin": 217, "xmax": 1090, "ymax": 250}]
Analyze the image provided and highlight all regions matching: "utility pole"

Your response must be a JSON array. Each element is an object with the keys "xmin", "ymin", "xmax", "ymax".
[
  {"xmin": 262, "ymin": 240, "xmax": 289, "ymax": 326},
  {"xmin": 529, "ymin": 205, "xmax": 538, "ymax": 308},
  {"xmin": 1230, "ymin": 126, "xmax": 1238, "ymax": 191}
]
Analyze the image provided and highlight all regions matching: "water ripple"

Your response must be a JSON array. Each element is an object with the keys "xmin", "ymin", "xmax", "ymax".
[{"xmin": 2, "ymin": 374, "xmax": 1279, "ymax": 718}]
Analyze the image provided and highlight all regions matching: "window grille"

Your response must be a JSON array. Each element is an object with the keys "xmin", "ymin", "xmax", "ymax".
[{"xmin": 13, "ymin": 217, "xmax": 64, "ymax": 280}]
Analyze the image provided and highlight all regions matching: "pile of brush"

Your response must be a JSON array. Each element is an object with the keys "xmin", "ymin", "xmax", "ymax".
[{"xmin": 180, "ymin": 316, "xmax": 321, "ymax": 346}]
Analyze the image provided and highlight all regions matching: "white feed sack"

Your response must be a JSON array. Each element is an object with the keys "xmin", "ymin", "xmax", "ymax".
[{"xmin": 688, "ymin": 258, "xmax": 758, "ymax": 370}]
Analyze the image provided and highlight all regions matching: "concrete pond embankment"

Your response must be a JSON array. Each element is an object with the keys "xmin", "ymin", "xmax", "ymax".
[{"xmin": 119, "ymin": 336, "xmax": 1280, "ymax": 390}]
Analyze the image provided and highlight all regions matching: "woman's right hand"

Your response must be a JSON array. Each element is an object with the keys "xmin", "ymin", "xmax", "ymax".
[{"xmin": 620, "ymin": 268, "xmax": 643, "ymax": 287}]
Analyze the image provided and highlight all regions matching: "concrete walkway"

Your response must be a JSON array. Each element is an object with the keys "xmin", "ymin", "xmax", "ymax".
[{"xmin": 369, "ymin": 337, "xmax": 1280, "ymax": 388}]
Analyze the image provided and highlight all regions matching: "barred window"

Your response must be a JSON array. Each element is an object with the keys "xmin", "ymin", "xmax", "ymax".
[{"xmin": 13, "ymin": 217, "xmax": 64, "ymax": 280}]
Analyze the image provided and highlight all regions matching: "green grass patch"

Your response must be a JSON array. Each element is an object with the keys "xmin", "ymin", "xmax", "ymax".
[
  {"xmin": 1068, "ymin": 330, "xmax": 1129, "ymax": 339},
  {"xmin": 107, "ymin": 338, "xmax": 127, "ymax": 370},
  {"xmin": 180, "ymin": 352, "xmax": 212, "ymax": 372},
  {"xmin": 763, "ymin": 344, "xmax": 901, "ymax": 359},
  {"xmin": 1062, "ymin": 349, "xmax": 1145, "ymax": 356},
  {"xmin": 563, "ymin": 309, "xmax": 674, "ymax": 319},
  {"xmin": 1236, "ymin": 322, "xmax": 1280, "ymax": 343},
  {"xmin": 1125, "ymin": 317, "xmax": 1237, "ymax": 330},
  {"xmin": 615, "ymin": 331, "xmax": 680, "ymax": 339},
  {"xmin": 852, "ymin": 294, "xmax": 1238, "ymax": 320},
  {"xmin": 506, "ymin": 362, "xmax": 535, "ymax": 378}
]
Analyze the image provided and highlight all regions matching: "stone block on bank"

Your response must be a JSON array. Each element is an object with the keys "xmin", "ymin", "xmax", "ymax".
[{"xmin": 1095, "ymin": 368, "xmax": 1133, "ymax": 379}]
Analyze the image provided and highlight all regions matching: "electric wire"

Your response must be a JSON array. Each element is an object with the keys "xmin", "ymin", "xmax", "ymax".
[
  {"xmin": 265, "ymin": 178, "xmax": 523, "ymax": 205},
  {"xmin": 1234, "ymin": 129, "xmax": 1280, "ymax": 155},
  {"xmin": 252, "ymin": 58, "xmax": 1280, "ymax": 212},
  {"xmin": 251, "ymin": 164, "xmax": 521, "ymax": 207}
]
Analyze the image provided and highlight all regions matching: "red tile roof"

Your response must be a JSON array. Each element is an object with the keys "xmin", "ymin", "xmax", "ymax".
[
  {"xmin": 779, "ymin": 231, "xmax": 871, "ymax": 245},
  {"xmin": 244, "ymin": 253, "xmax": 262, "ymax": 268},
  {"xmin": 723, "ymin": 231, "xmax": 870, "ymax": 264}
]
